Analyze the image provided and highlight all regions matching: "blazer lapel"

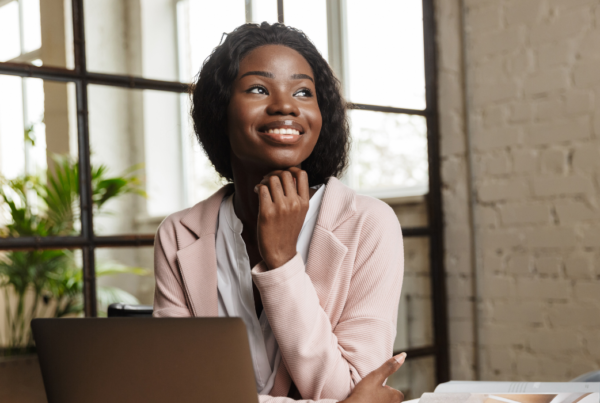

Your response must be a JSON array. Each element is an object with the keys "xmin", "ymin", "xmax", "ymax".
[
  {"xmin": 176, "ymin": 184, "xmax": 233, "ymax": 318},
  {"xmin": 176, "ymin": 236, "xmax": 218, "ymax": 317}
]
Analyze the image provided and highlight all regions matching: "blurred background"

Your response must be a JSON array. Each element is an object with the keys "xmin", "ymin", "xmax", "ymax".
[{"xmin": 0, "ymin": 0, "xmax": 599, "ymax": 402}]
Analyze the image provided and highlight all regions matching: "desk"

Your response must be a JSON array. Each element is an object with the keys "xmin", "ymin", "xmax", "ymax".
[{"xmin": 0, "ymin": 354, "xmax": 47, "ymax": 403}]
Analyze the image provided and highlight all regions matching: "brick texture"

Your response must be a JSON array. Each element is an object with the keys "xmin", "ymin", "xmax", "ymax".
[{"xmin": 436, "ymin": 0, "xmax": 600, "ymax": 382}]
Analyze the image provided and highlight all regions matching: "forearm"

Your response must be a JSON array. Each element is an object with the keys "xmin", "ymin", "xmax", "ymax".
[{"xmin": 252, "ymin": 254, "xmax": 359, "ymax": 400}]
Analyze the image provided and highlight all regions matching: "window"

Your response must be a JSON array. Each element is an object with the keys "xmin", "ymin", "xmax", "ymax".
[{"xmin": 0, "ymin": 0, "xmax": 448, "ymax": 392}]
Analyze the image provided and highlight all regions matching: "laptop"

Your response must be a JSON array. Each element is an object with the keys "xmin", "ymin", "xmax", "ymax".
[{"xmin": 31, "ymin": 317, "xmax": 259, "ymax": 403}]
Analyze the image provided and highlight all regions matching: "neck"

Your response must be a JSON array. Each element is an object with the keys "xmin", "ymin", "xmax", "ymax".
[
  {"xmin": 230, "ymin": 155, "xmax": 286, "ymax": 242},
  {"xmin": 229, "ymin": 158, "xmax": 317, "ymax": 240},
  {"xmin": 231, "ymin": 172, "xmax": 263, "ymax": 241}
]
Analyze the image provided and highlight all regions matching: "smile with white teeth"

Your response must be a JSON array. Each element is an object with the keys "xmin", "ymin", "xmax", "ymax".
[{"xmin": 266, "ymin": 128, "xmax": 300, "ymax": 135}]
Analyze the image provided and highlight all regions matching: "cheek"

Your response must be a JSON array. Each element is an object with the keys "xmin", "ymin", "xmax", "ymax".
[
  {"xmin": 309, "ymin": 107, "xmax": 323, "ymax": 144},
  {"xmin": 227, "ymin": 98, "xmax": 255, "ymax": 141}
]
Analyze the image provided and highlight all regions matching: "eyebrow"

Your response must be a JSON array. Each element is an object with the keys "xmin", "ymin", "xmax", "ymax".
[
  {"xmin": 240, "ymin": 71, "xmax": 274, "ymax": 79},
  {"xmin": 291, "ymin": 73, "xmax": 314, "ymax": 82},
  {"xmin": 239, "ymin": 71, "xmax": 314, "ymax": 83}
]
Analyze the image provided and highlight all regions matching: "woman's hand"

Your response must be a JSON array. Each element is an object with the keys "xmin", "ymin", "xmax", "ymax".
[
  {"xmin": 340, "ymin": 353, "xmax": 407, "ymax": 403},
  {"xmin": 254, "ymin": 167, "xmax": 310, "ymax": 270}
]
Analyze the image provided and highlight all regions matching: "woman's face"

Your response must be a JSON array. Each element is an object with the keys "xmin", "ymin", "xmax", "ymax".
[{"xmin": 227, "ymin": 44, "xmax": 322, "ymax": 173}]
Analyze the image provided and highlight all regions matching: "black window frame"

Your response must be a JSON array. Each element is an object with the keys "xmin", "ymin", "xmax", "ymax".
[{"xmin": 0, "ymin": 0, "xmax": 449, "ymax": 384}]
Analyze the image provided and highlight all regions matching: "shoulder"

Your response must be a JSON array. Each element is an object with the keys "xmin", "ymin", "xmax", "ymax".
[
  {"xmin": 155, "ymin": 183, "xmax": 232, "ymax": 250},
  {"xmin": 351, "ymin": 194, "xmax": 403, "ymax": 255},
  {"xmin": 154, "ymin": 207, "xmax": 193, "ymax": 252},
  {"xmin": 156, "ymin": 207, "xmax": 192, "ymax": 238},
  {"xmin": 354, "ymin": 193, "xmax": 399, "ymax": 228},
  {"xmin": 323, "ymin": 177, "xmax": 400, "ymax": 232}
]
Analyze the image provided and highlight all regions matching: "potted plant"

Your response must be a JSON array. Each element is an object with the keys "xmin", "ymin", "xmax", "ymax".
[{"xmin": 0, "ymin": 155, "xmax": 149, "ymax": 356}]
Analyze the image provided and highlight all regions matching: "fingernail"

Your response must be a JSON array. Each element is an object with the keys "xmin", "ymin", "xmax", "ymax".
[
  {"xmin": 254, "ymin": 185, "xmax": 259, "ymax": 193},
  {"xmin": 394, "ymin": 352, "xmax": 407, "ymax": 365}
]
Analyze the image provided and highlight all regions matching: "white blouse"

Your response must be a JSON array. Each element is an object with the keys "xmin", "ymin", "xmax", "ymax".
[{"xmin": 214, "ymin": 185, "xmax": 325, "ymax": 395}]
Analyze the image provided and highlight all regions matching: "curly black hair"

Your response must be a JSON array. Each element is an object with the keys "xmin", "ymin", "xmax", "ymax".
[{"xmin": 190, "ymin": 22, "xmax": 350, "ymax": 187}]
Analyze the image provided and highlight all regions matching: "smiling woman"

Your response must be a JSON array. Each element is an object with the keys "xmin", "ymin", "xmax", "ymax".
[
  {"xmin": 153, "ymin": 23, "xmax": 405, "ymax": 403},
  {"xmin": 227, "ymin": 45, "xmax": 322, "ymax": 168},
  {"xmin": 191, "ymin": 23, "xmax": 349, "ymax": 187}
]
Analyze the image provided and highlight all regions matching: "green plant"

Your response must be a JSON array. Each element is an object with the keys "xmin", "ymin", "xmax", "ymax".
[{"xmin": 0, "ymin": 155, "xmax": 149, "ymax": 354}]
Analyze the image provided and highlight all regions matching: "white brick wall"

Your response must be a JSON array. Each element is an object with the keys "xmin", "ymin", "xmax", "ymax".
[{"xmin": 436, "ymin": 0, "xmax": 600, "ymax": 381}]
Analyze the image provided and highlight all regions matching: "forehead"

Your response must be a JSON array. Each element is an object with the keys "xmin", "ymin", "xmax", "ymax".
[{"xmin": 238, "ymin": 44, "xmax": 314, "ymax": 77}]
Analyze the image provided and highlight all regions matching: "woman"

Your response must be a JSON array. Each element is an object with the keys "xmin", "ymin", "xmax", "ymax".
[{"xmin": 153, "ymin": 22, "xmax": 404, "ymax": 403}]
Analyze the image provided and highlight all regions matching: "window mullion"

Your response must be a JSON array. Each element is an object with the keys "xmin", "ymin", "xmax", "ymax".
[{"xmin": 325, "ymin": 0, "xmax": 349, "ymax": 99}]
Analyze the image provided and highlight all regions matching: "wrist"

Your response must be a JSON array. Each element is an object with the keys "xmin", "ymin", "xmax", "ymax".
[{"xmin": 264, "ymin": 250, "xmax": 297, "ymax": 270}]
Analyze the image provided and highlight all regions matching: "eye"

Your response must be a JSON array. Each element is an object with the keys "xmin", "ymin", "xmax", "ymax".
[
  {"xmin": 294, "ymin": 88, "xmax": 313, "ymax": 97},
  {"xmin": 247, "ymin": 85, "xmax": 268, "ymax": 95}
]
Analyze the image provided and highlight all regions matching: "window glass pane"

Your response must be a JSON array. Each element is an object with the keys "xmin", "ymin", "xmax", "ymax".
[
  {"xmin": 0, "ymin": 0, "xmax": 74, "ymax": 69},
  {"xmin": 21, "ymin": 0, "xmax": 42, "ymax": 53},
  {"xmin": 84, "ymin": 0, "xmax": 251, "ymax": 83},
  {"xmin": 346, "ymin": 0, "xmax": 425, "ymax": 109},
  {"xmin": 386, "ymin": 355, "xmax": 436, "ymax": 400},
  {"xmin": 0, "ymin": 2, "xmax": 21, "ymax": 62},
  {"xmin": 284, "ymin": 0, "xmax": 328, "ymax": 60},
  {"xmin": 178, "ymin": 0, "xmax": 246, "ymax": 83},
  {"xmin": 249, "ymin": 0, "xmax": 278, "ymax": 24},
  {"xmin": 180, "ymin": 93, "xmax": 227, "ymax": 205},
  {"xmin": 85, "ymin": 0, "xmax": 184, "ymax": 81},
  {"xmin": 88, "ymin": 85, "xmax": 222, "ymax": 235},
  {"xmin": 348, "ymin": 110, "xmax": 428, "ymax": 196},
  {"xmin": 0, "ymin": 248, "xmax": 83, "ymax": 352},
  {"xmin": 95, "ymin": 247, "xmax": 154, "ymax": 315},
  {"xmin": 394, "ymin": 236, "xmax": 433, "ymax": 352},
  {"xmin": 0, "ymin": 77, "xmax": 80, "ymax": 237}
]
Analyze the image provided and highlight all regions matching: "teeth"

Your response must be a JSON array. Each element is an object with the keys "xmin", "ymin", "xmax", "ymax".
[{"xmin": 266, "ymin": 128, "xmax": 300, "ymax": 135}]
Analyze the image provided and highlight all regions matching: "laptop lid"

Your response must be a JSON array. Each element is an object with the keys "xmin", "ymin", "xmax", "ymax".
[{"xmin": 31, "ymin": 318, "xmax": 259, "ymax": 403}]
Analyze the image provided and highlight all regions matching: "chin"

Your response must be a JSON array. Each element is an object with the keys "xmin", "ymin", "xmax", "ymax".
[
  {"xmin": 265, "ymin": 158, "xmax": 304, "ymax": 170},
  {"xmin": 257, "ymin": 151, "xmax": 308, "ymax": 170}
]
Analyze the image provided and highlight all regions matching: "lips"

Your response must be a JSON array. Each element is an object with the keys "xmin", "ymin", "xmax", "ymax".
[
  {"xmin": 257, "ymin": 120, "xmax": 305, "ymax": 145},
  {"xmin": 258, "ymin": 120, "xmax": 305, "ymax": 135}
]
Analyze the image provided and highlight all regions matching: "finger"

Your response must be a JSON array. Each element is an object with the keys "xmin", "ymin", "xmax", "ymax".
[
  {"xmin": 288, "ymin": 167, "xmax": 309, "ymax": 201},
  {"xmin": 279, "ymin": 170, "xmax": 297, "ymax": 197},
  {"xmin": 368, "ymin": 352, "xmax": 406, "ymax": 385},
  {"xmin": 260, "ymin": 170, "xmax": 284, "ymax": 185},
  {"xmin": 257, "ymin": 184, "xmax": 274, "ymax": 206},
  {"xmin": 267, "ymin": 175, "xmax": 285, "ymax": 204}
]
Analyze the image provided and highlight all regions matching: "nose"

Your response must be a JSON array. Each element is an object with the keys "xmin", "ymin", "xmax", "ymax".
[{"xmin": 266, "ymin": 91, "xmax": 300, "ymax": 116}]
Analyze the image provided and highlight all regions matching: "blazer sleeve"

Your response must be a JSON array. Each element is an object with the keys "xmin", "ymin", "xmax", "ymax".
[
  {"xmin": 252, "ymin": 204, "xmax": 404, "ymax": 401},
  {"xmin": 153, "ymin": 216, "xmax": 193, "ymax": 318},
  {"xmin": 259, "ymin": 396, "xmax": 337, "ymax": 403}
]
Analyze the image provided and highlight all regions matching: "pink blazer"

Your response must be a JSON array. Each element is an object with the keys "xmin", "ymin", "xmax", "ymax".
[{"xmin": 153, "ymin": 177, "xmax": 404, "ymax": 403}]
